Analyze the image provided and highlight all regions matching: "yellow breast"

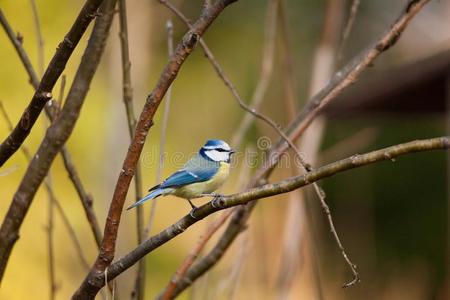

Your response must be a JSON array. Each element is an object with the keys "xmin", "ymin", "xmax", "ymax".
[{"xmin": 174, "ymin": 162, "xmax": 230, "ymax": 199}]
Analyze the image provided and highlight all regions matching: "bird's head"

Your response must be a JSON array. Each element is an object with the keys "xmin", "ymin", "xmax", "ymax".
[{"xmin": 200, "ymin": 139, "xmax": 235, "ymax": 163}]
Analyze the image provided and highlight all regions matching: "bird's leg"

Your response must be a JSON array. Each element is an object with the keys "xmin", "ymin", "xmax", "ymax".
[
  {"xmin": 200, "ymin": 192, "xmax": 224, "ymax": 198},
  {"xmin": 187, "ymin": 199, "xmax": 198, "ymax": 218}
]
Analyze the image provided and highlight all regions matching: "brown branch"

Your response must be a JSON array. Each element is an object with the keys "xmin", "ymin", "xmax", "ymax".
[
  {"xmin": 0, "ymin": 6, "xmax": 103, "ymax": 248},
  {"xmin": 0, "ymin": 0, "xmax": 104, "ymax": 165},
  {"xmin": 0, "ymin": 0, "xmax": 115, "ymax": 283},
  {"xmin": 116, "ymin": 0, "xmax": 145, "ymax": 298},
  {"xmin": 91, "ymin": 136, "xmax": 450, "ymax": 295},
  {"xmin": 72, "ymin": 1, "xmax": 239, "ymax": 298},
  {"xmin": 171, "ymin": 0, "xmax": 431, "ymax": 293}
]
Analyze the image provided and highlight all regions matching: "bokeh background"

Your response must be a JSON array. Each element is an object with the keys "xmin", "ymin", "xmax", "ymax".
[{"xmin": 0, "ymin": 0, "xmax": 449, "ymax": 299}]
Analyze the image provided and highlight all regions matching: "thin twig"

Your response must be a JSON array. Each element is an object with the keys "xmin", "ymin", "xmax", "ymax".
[
  {"xmin": 0, "ymin": 3, "xmax": 103, "ymax": 248},
  {"xmin": 338, "ymin": 0, "xmax": 361, "ymax": 60},
  {"xmin": 46, "ymin": 174, "xmax": 57, "ymax": 300},
  {"xmin": 73, "ymin": 1, "xmax": 239, "ymax": 298},
  {"xmin": 29, "ymin": 0, "xmax": 45, "ymax": 75},
  {"xmin": 0, "ymin": 0, "xmax": 104, "ymax": 165},
  {"xmin": 0, "ymin": 0, "xmax": 116, "ymax": 283},
  {"xmin": 29, "ymin": 4, "xmax": 56, "ymax": 295},
  {"xmin": 57, "ymin": 75, "xmax": 66, "ymax": 114},
  {"xmin": 145, "ymin": 19, "xmax": 174, "ymax": 238},
  {"xmin": 0, "ymin": 9, "xmax": 39, "ymax": 89},
  {"xmin": 117, "ymin": 0, "xmax": 145, "ymax": 298}
]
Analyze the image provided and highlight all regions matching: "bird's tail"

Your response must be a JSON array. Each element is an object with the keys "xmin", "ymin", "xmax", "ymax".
[{"xmin": 126, "ymin": 188, "xmax": 165, "ymax": 210}]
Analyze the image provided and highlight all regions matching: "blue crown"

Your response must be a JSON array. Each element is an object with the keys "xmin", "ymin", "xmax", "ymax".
[{"xmin": 204, "ymin": 139, "xmax": 225, "ymax": 148}]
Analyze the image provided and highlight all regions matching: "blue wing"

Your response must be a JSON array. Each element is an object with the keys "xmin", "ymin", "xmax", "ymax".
[{"xmin": 158, "ymin": 167, "xmax": 217, "ymax": 189}]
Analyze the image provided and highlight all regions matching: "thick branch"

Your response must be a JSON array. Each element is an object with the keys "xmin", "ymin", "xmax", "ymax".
[
  {"xmin": 72, "ymin": 1, "xmax": 238, "ymax": 298},
  {"xmin": 0, "ymin": 0, "xmax": 104, "ymax": 165},
  {"xmin": 84, "ymin": 137, "xmax": 450, "ymax": 290},
  {"xmin": 0, "ymin": 0, "xmax": 115, "ymax": 283}
]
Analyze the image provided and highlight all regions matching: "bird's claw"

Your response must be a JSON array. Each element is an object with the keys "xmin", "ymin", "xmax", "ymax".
[
  {"xmin": 211, "ymin": 195, "xmax": 223, "ymax": 208},
  {"xmin": 189, "ymin": 207, "xmax": 198, "ymax": 219}
]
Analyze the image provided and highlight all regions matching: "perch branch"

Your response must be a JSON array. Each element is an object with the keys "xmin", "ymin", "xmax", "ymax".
[{"xmin": 87, "ymin": 137, "xmax": 450, "ymax": 292}]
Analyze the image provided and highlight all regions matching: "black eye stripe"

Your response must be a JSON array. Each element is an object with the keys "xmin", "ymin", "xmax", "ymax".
[{"xmin": 204, "ymin": 147, "xmax": 229, "ymax": 152}]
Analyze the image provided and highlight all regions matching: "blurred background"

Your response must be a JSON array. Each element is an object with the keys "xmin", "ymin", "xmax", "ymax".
[{"xmin": 0, "ymin": 0, "xmax": 449, "ymax": 299}]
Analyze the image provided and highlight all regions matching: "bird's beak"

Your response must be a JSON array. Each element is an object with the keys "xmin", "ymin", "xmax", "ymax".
[{"xmin": 230, "ymin": 149, "xmax": 236, "ymax": 155}]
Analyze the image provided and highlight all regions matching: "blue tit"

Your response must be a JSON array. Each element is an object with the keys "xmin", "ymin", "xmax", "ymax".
[{"xmin": 127, "ymin": 139, "xmax": 235, "ymax": 215}]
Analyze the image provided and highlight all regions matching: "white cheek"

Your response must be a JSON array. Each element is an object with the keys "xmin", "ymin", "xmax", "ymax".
[{"xmin": 205, "ymin": 150, "xmax": 229, "ymax": 162}]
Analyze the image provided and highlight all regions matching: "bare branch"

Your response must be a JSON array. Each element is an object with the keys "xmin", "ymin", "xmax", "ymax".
[
  {"xmin": 89, "ymin": 136, "xmax": 450, "ymax": 293},
  {"xmin": 73, "ymin": 1, "xmax": 239, "ymax": 298},
  {"xmin": 117, "ymin": 0, "xmax": 145, "ymax": 298},
  {"xmin": 0, "ymin": 0, "xmax": 104, "ymax": 165},
  {"xmin": 0, "ymin": 0, "xmax": 116, "ymax": 282}
]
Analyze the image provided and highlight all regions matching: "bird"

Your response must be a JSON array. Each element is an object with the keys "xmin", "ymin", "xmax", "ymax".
[{"xmin": 127, "ymin": 139, "xmax": 234, "ymax": 217}]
